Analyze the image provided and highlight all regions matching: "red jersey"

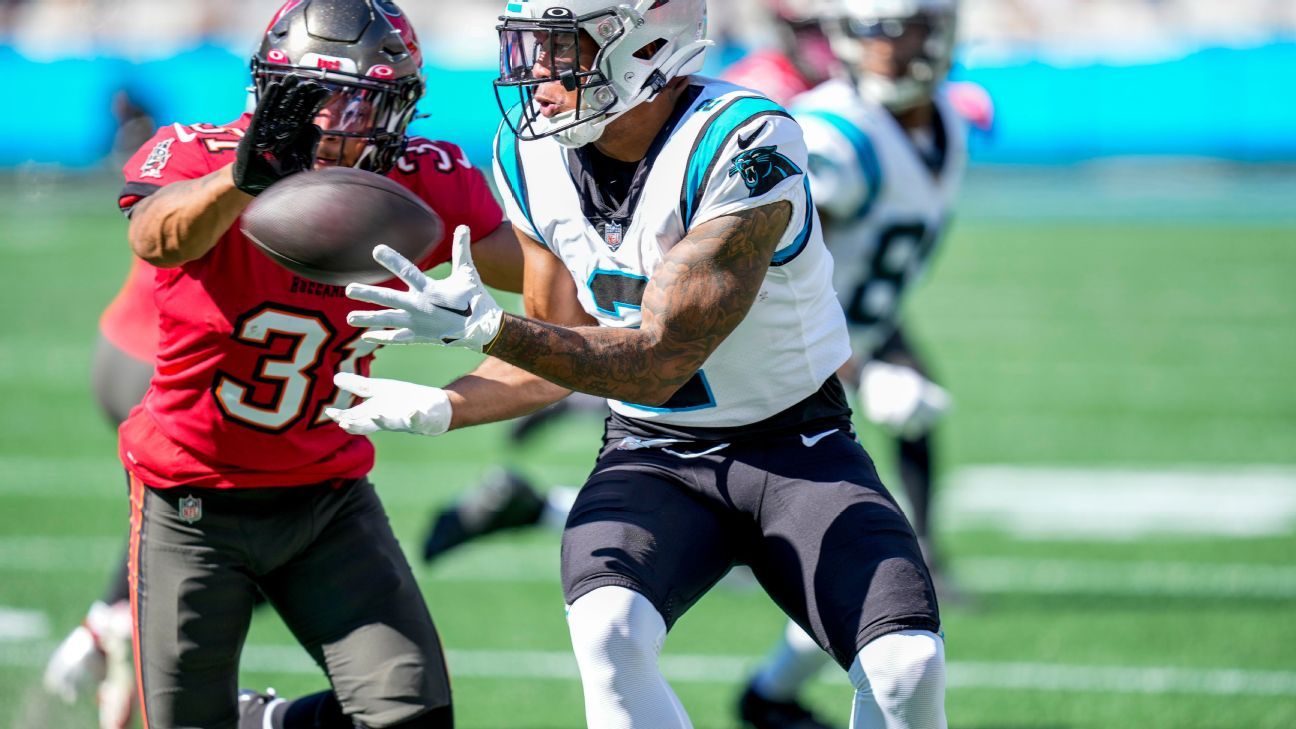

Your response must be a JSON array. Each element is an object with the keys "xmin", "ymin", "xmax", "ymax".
[
  {"xmin": 721, "ymin": 51, "xmax": 814, "ymax": 109},
  {"xmin": 99, "ymin": 257, "xmax": 160, "ymax": 362},
  {"xmin": 117, "ymin": 116, "xmax": 503, "ymax": 490}
]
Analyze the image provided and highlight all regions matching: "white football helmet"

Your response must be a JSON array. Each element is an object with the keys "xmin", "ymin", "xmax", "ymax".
[
  {"xmin": 818, "ymin": 0, "xmax": 958, "ymax": 112},
  {"xmin": 495, "ymin": 0, "xmax": 713, "ymax": 147}
]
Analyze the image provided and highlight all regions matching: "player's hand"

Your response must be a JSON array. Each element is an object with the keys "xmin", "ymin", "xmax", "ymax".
[
  {"xmin": 345, "ymin": 225, "xmax": 504, "ymax": 352},
  {"xmin": 233, "ymin": 75, "xmax": 329, "ymax": 195},
  {"xmin": 857, "ymin": 361, "xmax": 952, "ymax": 440},
  {"xmin": 324, "ymin": 373, "xmax": 453, "ymax": 436}
]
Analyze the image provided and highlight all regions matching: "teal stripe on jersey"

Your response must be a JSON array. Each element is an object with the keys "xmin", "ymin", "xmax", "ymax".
[
  {"xmin": 494, "ymin": 111, "xmax": 544, "ymax": 247},
  {"xmin": 680, "ymin": 95, "xmax": 788, "ymax": 227},
  {"xmin": 770, "ymin": 177, "xmax": 815, "ymax": 267},
  {"xmin": 797, "ymin": 109, "xmax": 882, "ymax": 219}
]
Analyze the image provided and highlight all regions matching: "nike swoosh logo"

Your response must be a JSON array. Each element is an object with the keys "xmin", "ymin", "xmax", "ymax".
[
  {"xmin": 434, "ymin": 301, "xmax": 472, "ymax": 317},
  {"xmin": 800, "ymin": 429, "xmax": 838, "ymax": 448},
  {"xmin": 172, "ymin": 123, "xmax": 196, "ymax": 143},
  {"xmin": 737, "ymin": 120, "xmax": 768, "ymax": 150}
]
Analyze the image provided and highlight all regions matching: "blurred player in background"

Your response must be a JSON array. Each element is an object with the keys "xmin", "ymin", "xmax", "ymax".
[
  {"xmin": 42, "ymin": 92, "xmax": 170, "ymax": 729},
  {"xmin": 738, "ymin": 0, "xmax": 969, "ymax": 726},
  {"xmin": 724, "ymin": 0, "xmax": 838, "ymax": 107},
  {"xmin": 41, "ymin": 261, "xmax": 156, "ymax": 729},
  {"xmin": 48, "ymin": 1, "xmax": 522, "ymax": 727}
]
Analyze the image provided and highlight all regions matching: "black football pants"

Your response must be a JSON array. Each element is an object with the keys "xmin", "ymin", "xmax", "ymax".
[{"xmin": 127, "ymin": 475, "xmax": 451, "ymax": 729}]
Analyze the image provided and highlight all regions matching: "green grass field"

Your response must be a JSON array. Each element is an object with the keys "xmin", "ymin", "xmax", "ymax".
[{"xmin": 1, "ymin": 165, "xmax": 1294, "ymax": 728}]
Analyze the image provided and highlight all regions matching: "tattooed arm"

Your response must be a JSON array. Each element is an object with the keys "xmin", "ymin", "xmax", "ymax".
[
  {"xmin": 128, "ymin": 165, "xmax": 253, "ymax": 267},
  {"xmin": 485, "ymin": 201, "xmax": 792, "ymax": 406}
]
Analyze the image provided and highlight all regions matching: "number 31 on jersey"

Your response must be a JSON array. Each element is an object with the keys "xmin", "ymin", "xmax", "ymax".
[{"xmin": 213, "ymin": 304, "xmax": 379, "ymax": 433}]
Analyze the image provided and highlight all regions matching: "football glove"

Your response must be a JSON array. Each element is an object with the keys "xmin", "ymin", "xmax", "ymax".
[
  {"xmin": 345, "ymin": 225, "xmax": 504, "ymax": 351},
  {"xmin": 858, "ymin": 360, "xmax": 952, "ymax": 440},
  {"xmin": 232, "ymin": 75, "xmax": 329, "ymax": 195},
  {"xmin": 324, "ymin": 373, "xmax": 453, "ymax": 436}
]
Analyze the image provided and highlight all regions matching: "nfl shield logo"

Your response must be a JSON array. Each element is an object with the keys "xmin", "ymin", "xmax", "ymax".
[
  {"xmin": 179, "ymin": 495, "xmax": 202, "ymax": 524},
  {"xmin": 603, "ymin": 222, "xmax": 623, "ymax": 251}
]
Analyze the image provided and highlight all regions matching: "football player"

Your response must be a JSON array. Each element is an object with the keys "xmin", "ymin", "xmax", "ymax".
[
  {"xmin": 104, "ymin": 1, "xmax": 522, "ymax": 727},
  {"xmin": 799, "ymin": 0, "xmax": 964, "ymax": 582},
  {"xmin": 739, "ymin": 0, "xmax": 968, "ymax": 725},
  {"xmin": 326, "ymin": 1, "xmax": 948, "ymax": 727}
]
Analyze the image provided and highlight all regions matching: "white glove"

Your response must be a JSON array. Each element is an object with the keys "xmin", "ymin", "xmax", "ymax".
[
  {"xmin": 345, "ymin": 225, "xmax": 504, "ymax": 351},
  {"xmin": 324, "ymin": 372, "xmax": 453, "ymax": 436},
  {"xmin": 857, "ymin": 360, "xmax": 951, "ymax": 440}
]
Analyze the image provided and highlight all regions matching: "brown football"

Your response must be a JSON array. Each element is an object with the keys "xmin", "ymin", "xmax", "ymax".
[{"xmin": 240, "ymin": 167, "xmax": 444, "ymax": 286}]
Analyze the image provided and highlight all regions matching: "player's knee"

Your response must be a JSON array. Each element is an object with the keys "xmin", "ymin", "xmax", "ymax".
[
  {"xmin": 851, "ymin": 630, "xmax": 946, "ymax": 725},
  {"xmin": 566, "ymin": 586, "xmax": 667, "ymax": 684}
]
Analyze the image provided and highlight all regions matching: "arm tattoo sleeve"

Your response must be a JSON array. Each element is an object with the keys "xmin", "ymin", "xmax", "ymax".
[{"xmin": 486, "ymin": 201, "xmax": 793, "ymax": 405}]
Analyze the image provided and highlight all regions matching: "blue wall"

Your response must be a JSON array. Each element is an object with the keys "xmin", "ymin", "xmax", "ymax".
[
  {"xmin": 2, "ymin": 41, "xmax": 1294, "ymax": 168},
  {"xmin": 953, "ymin": 43, "xmax": 1296, "ymax": 163}
]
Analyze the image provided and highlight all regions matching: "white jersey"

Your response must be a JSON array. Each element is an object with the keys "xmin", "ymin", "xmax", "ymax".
[
  {"xmin": 793, "ymin": 79, "xmax": 967, "ymax": 357},
  {"xmin": 493, "ymin": 77, "xmax": 851, "ymax": 429}
]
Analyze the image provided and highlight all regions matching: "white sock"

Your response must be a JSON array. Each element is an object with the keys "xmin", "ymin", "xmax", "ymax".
[
  {"xmin": 566, "ymin": 586, "xmax": 692, "ymax": 729},
  {"xmin": 849, "ymin": 630, "xmax": 947, "ymax": 729},
  {"xmin": 750, "ymin": 620, "xmax": 831, "ymax": 702}
]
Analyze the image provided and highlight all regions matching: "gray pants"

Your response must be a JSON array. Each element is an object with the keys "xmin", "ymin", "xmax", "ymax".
[
  {"xmin": 91, "ymin": 333, "xmax": 153, "ymax": 427},
  {"xmin": 127, "ymin": 475, "xmax": 450, "ymax": 728}
]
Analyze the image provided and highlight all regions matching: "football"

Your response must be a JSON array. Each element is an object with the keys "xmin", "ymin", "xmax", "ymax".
[{"xmin": 240, "ymin": 167, "xmax": 444, "ymax": 286}]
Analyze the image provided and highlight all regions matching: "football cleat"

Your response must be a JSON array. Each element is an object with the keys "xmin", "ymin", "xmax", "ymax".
[
  {"xmin": 738, "ymin": 684, "xmax": 839, "ymax": 729},
  {"xmin": 238, "ymin": 688, "xmax": 286, "ymax": 727},
  {"xmin": 421, "ymin": 469, "xmax": 545, "ymax": 562}
]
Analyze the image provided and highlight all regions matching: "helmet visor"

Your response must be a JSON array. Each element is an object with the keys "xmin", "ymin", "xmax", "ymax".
[
  {"xmin": 314, "ymin": 84, "xmax": 383, "ymax": 137},
  {"xmin": 494, "ymin": 14, "xmax": 619, "ymax": 142},
  {"xmin": 499, "ymin": 27, "xmax": 585, "ymax": 83}
]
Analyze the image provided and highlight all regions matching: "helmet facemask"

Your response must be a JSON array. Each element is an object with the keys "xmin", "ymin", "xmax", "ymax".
[
  {"xmin": 495, "ymin": 9, "xmax": 625, "ymax": 148},
  {"xmin": 252, "ymin": 61, "xmax": 424, "ymax": 173},
  {"xmin": 824, "ymin": 7, "xmax": 956, "ymax": 112}
]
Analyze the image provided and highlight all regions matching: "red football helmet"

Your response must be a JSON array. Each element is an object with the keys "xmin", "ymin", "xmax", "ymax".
[{"xmin": 251, "ymin": 0, "xmax": 425, "ymax": 173}]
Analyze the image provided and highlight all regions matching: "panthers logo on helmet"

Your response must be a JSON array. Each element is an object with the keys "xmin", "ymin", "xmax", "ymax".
[{"xmin": 727, "ymin": 145, "xmax": 802, "ymax": 198}]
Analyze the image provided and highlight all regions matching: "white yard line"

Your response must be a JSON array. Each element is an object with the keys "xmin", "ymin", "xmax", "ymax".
[
  {"xmin": 941, "ymin": 465, "xmax": 1296, "ymax": 539},
  {"xmin": 0, "ymin": 609, "xmax": 48, "ymax": 642},
  {"xmin": 1, "ymin": 640, "xmax": 1293, "ymax": 697},
  {"xmin": 955, "ymin": 558, "xmax": 1296, "ymax": 599}
]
